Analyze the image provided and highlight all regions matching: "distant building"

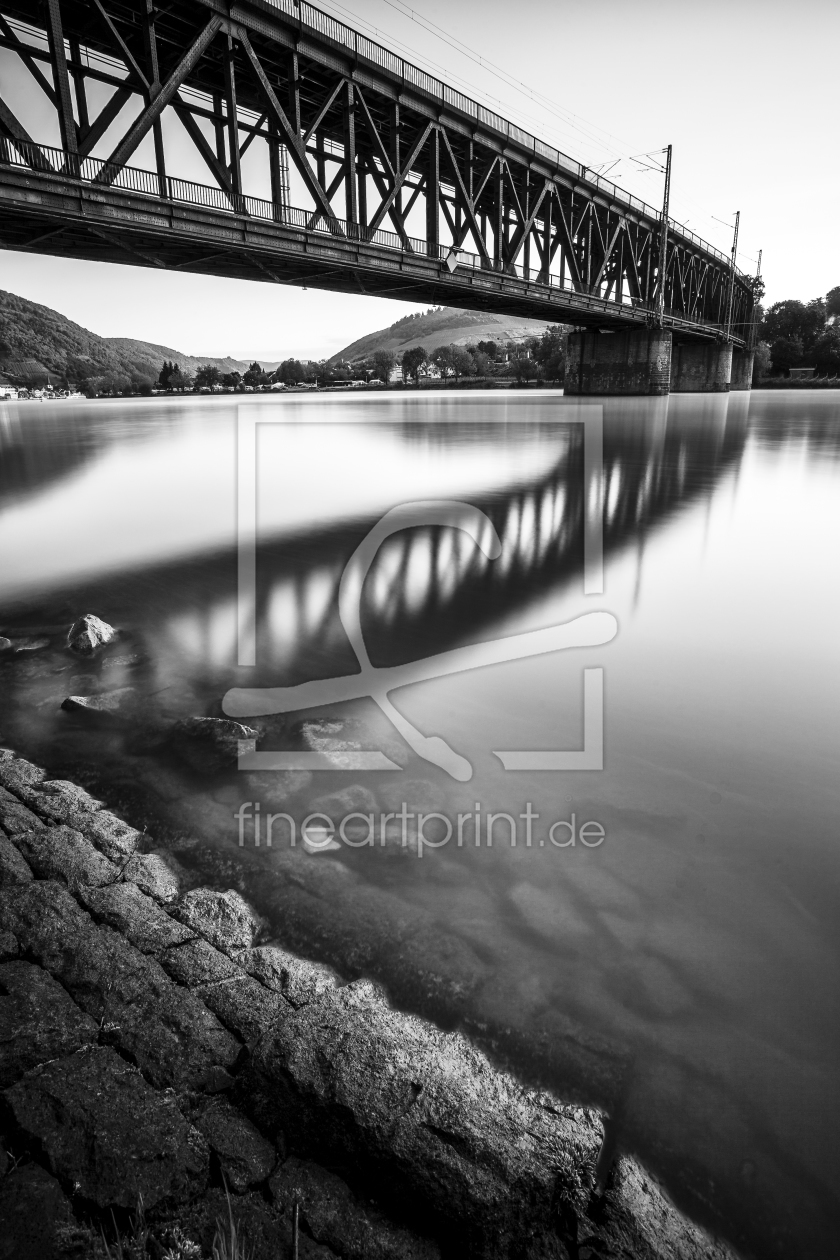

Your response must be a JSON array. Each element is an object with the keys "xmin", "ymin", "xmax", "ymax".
[{"xmin": 789, "ymin": 367, "xmax": 816, "ymax": 380}]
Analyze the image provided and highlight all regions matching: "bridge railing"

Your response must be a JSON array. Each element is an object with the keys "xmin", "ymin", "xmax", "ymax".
[{"xmin": 0, "ymin": 138, "xmax": 738, "ymax": 333}]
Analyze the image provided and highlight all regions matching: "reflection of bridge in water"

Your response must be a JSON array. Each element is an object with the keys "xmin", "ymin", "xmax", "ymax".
[{"xmin": 159, "ymin": 394, "xmax": 750, "ymax": 694}]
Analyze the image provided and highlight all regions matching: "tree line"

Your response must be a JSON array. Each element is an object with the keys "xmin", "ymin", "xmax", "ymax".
[{"xmin": 757, "ymin": 287, "xmax": 840, "ymax": 376}]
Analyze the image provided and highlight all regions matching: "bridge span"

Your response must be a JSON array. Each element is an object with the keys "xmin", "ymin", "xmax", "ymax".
[{"xmin": 0, "ymin": 0, "xmax": 757, "ymax": 393}]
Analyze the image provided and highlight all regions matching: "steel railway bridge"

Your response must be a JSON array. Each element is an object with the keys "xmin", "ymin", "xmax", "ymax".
[{"xmin": 0, "ymin": 0, "xmax": 757, "ymax": 393}]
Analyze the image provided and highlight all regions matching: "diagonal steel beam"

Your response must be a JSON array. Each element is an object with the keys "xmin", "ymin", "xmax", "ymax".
[
  {"xmin": 354, "ymin": 85, "xmax": 395, "ymax": 182},
  {"xmin": 78, "ymin": 84, "xmax": 133, "ymax": 160},
  {"xmin": 97, "ymin": 14, "xmax": 223, "ymax": 185},
  {"xmin": 0, "ymin": 94, "xmax": 54, "ymax": 172},
  {"xmin": 172, "ymin": 96, "xmax": 237, "ymax": 201},
  {"xmin": 439, "ymin": 129, "xmax": 491, "ymax": 264},
  {"xmin": 238, "ymin": 30, "xmax": 339, "ymax": 230},
  {"xmin": 503, "ymin": 179, "xmax": 549, "ymax": 268},
  {"xmin": 90, "ymin": 0, "xmax": 150, "ymax": 92},
  {"xmin": 0, "ymin": 14, "xmax": 58, "ymax": 109},
  {"xmin": 302, "ymin": 79, "xmax": 344, "ymax": 146},
  {"xmin": 365, "ymin": 121, "xmax": 433, "ymax": 234}
]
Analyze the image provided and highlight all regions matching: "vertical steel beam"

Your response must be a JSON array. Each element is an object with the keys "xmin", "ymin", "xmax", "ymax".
[
  {"xmin": 287, "ymin": 50, "xmax": 301, "ymax": 136},
  {"xmin": 426, "ymin": 126, "xmax": 439, "ymax": 255},
  {"xmin": 45, "ymin": 0, "xmax": 78, "ymax": 169},
  {"xmin": 67, "ymin": 37, "xmax": 88, "ymax": 135},
  {"xmin": 224, "ymin": 37, "xmax": 242, "ymax": 201},
  {"xmin": 343, "ymin": 81, "xmax": 358, "ymax": 228},
  {"xmin": 212, "ymin": 92, "xmax": 226, "ymax": 164},
  {"xmin": 143, "ymin": 0, "xmax": 166, "ymax": 197},
  {"xmin": 493, "ymin": 160, "xmax": 504, "ymax": 269},
  {"xmin": 269, "ymin": 118, "xmax": 283, "ymax": 221},
  {"xmin": 523, "ymin": 171, "xmax": 531, "ymax": 279}
]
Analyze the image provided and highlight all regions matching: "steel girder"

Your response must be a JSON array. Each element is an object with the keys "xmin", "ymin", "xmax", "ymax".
[{"xmin": 0, "ymin": 0, "xmax": 753, "ymax": 343}]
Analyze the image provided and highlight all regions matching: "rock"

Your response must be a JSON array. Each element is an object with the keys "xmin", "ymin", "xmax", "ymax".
[
  {"xmin": 0, "ymin": 1163, "xmax": 79, "ymax": 1260},
  {"xmin": 0, "ymin": 831, "xmax": 33, "ymax": 886},
  {"xmin": 0, "ymin": 787, "xmax": 45, "ymax": 836},
  {"xmin": 194, "ymin": 1097, "xmax": 276, "ymax": 1192},
  {"xmin": 0, "ymin": 960, "xmax": 98, "ymax": 1087},
  {"xmin": 0, "ymin": 636, "xmax": 11, "ymax": 652},
  {"xmin": 123, "ymin": 851, "xmax": 180, "ymax": 901},
  {"xmin": 77, "ymin": 882, "xmax": 194, "ymax": 953},
  {"xmin": 170, "ymin": 716, "xmax": 262, "ymax": 775},
  {"xmin": 159, "ymin": 937, "xmax": 243, "ymax": 987},
  {"xmin": 308, "ymin": 784, "xmax": 379, "ymax": 821},
  {"xmin": 195, "ymin": 974, "xmax": 288, "ymax": 1045},
  {"xmin": 13, "ymin": 825, "xmax": 116, "ymax": 890},
  {"xmin": 0, "ymin": 756, "xmax": 46, "ymax": 801},
  {"xmin": 237, "ymin": 945, "xmax": 340, "ymax": 1008},
  {"xmin": 60, "ymin": 688, "xmax": 136, "ymax": 717},
  {"xmin": 0, "ymin": 881, "xmax": 241, "ymax": 1091},
  {"xmin": 0, "ymin": 930, "xmax": 19, "ymax": 960},
  {"xmin": 25, "ymin": 779, "xmax": 101, "ymax": 819},
  {"xmin": 298, "ymin": 718, "xmax": 408, "ymax": 769},
  {"xmin": 4, "ymin": 1045, "xmax": 209, "ymax": 1209},
  {"xmin": 244, "ymin": 979, "xmax": 603, "ymax": 1258},
  {"xmin": 174, "ymin": 888, "xmax": 261, "ymax": 954},
  {"xmin": 77, "ymin": 811, "xmax": 141, "ymax": 863},
  {"xmin": 271, "ymin": 1157, "xmax": 440, "ymax": 1260},
  {"xmin": 67, "ymin": 613, "xmax": 116, "ymax": 655},
  {"xmin": 591, "ymin": 1155, "xmax": 739, "ymax": 1259}
]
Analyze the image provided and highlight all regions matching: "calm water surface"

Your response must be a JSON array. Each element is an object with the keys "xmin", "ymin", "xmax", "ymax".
[{"xmin": 1, "ymin": 389, "xmax": 839, "ymax": 1258}]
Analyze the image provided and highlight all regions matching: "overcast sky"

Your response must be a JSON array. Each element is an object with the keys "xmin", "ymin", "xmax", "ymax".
[{"xmin": 1, "ymin": 0, "xmax": 836, "ymax": 359}]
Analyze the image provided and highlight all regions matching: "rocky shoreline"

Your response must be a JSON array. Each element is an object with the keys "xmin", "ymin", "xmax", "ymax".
[{"xmin": 0, "ymin": 745, "xmax": 741, "ymax": 1259}]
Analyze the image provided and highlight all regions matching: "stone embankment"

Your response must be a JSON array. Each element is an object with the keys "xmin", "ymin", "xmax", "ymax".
[{"xmin": 0, "ymin": 747, "xmax": 739, "ymax": 1260}]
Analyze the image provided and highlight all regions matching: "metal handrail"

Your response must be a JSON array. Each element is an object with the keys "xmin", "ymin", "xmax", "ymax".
[{"xmin": 0, "ymin": 138, "xmax": 747, "ymax": 328}]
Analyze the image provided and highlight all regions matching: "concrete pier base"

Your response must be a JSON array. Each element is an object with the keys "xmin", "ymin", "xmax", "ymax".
[
  {"xmin": 670, "ymin": 342, "xmax": 732, "ymax": 392},
  {"xmin": 564, "ymin": 329, "xmax": 672, "ymax": 395},
  {"xmin": 730, "ymin": 349, "xmax": 754, "ymax": 391}
]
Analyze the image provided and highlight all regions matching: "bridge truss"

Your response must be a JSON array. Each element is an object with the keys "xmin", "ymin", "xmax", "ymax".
[{"xmin": 0, "ymin": 0, "xmax": 754, "ymax": 343}]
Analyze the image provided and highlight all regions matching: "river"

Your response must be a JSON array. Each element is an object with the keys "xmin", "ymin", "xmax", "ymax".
[{"xmin": 1, "ymin": 387, "xmax": 838, "ymax": 1258}]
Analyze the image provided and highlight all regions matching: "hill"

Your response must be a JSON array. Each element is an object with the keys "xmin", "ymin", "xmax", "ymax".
[
  {"xmin": 331, "ymin": 306, "xmax": 555, "ymax": 363},
  {"xmin": 0, "ymin": 289, "xmax": 271, "ymax": 385}
]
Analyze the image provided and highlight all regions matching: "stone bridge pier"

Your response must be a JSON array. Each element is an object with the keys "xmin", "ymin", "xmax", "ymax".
[{"xmin": 565, "ymin": 328, "xmax": 753, "ymax": 396}]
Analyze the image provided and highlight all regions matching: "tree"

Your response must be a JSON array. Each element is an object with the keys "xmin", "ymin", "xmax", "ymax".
[
  {"xmin": 372, "ymin": 349, "xmax": 395, "ymax": 384},
  {"xmin": 476, "ymin": 340, "xmax": 498, "ymax": 360},
  {"xmin": 826, "ymin": 287, "xmax": 840, "ymax": 319},
  {"xmin": 277, "ymin": 358, "xmax": 304, "ymax": 385},
  {"xmin": 401, "ymin": 346, "xmax": 427, "ymax": 384},
  {"xmin": 752, "ymin": 342, "xmax": 771, "ymax": 384},
  {"xmin": 449, "ymin": 345, "xmax": 475, "ymax": 379},
  {"xmin": 431, "ymin": 345, "xmax": 456, "ymax": 379},
  {"xmin": 167, "ymin": 367, "xmax": 192, "ymax": 391},
  {"xmin": 761, "ymin": 300, "xmax": 825, "ymax": 356},
  {"xmin": 222, "ymin": 371, "xmax": 241, "ymax": 388},
  {"xmin": 195, "ymin": 364, "xmax": 222, "ymax": 389},
  {"xmin": 158, "ymin": 360, "xmax": 176, "ymax": 388},
  {"xmin": 813, "ymin": 327, "xmax": 840, "ymax": 375},
  {"xmin": 243, "ymin": 360, "xmax": 265, "ymax": 388},
  {"xmin": 534, "ymin": 325, "xmax": 567, "ymax": 381},
  {"xmin": 471, "ymin": 349, "xmax": 492, "ymax": 377},
  {"xmin": 769, "ymin": 337, "xmax": 803, "ymax": 374}
]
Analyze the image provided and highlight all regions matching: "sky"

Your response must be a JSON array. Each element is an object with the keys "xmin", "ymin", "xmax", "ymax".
[{"xmin": 1, "ymin": 0, "xmax": 837, "ymax": 360}]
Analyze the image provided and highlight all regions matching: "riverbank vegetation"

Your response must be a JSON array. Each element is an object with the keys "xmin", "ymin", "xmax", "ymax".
[{"xmin": 755, "ymin": 286, "xmax": 840, "ymax": 381}]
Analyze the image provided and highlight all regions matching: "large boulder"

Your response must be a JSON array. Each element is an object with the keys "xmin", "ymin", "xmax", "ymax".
[
  {"xmin": 243, "ymin": 979, "xmax": 603, "ymax": 1257},
  {"xmin": 4, "ymin": 1045, "xmax": 209, "ymax": 1209},
  {"xmin": 0, "ymin": 831, "xmax": 33, "ymax": 886},
  {"xmin": 67, "ymin": 614, "xmax": 116, "ymax": 655},
  {"xmin": 236, "ymin": 945, "xmax": 340, "ymax": 1009},
  {"xmin": 0, "ymin": 960, "xmax": 97, "ymax": 1087},
  {"xmin": 77, "ymin": 881, "xmax": 194, "ymax": 953},
  {"xmin": 0, "ymin": 787, "xmax": 45, "ymax": 836},
  {"xmin": 60, "ymin": 688, "xmax": 136, "ymax": 718}
]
